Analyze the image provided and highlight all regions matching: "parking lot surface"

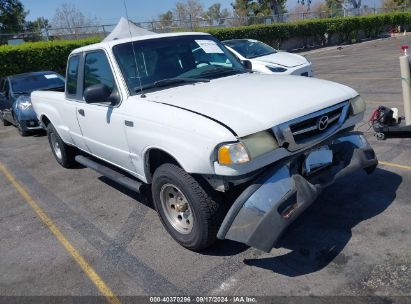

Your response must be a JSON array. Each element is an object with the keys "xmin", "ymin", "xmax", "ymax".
[{"xmin": 1, "ymin": 36, "xmax": 410, "ymax": 300}]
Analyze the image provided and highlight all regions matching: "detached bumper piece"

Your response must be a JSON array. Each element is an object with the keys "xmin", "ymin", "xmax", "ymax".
[{"xmin": 217, "ymin": 133, "xmax": 378, "ymax": 252}]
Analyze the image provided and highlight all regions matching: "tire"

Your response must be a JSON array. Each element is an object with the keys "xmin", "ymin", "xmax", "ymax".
[
  {"xmin": 47, "ymin": 123, "xmax": 77, "ymax": 168},
  {"xmin": 1, "ymin": 113, "xmax": 11, "ymax": 126},
  {"xmin": 15, "ymin": 118, "xmax": 30, "ymax": 137},
  {"xmin": 152, "ymin": 163, "xmax": 225, "ymax": 251}
]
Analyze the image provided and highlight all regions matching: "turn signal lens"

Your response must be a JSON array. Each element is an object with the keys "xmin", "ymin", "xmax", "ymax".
[{"xmin": 218, "ymin": 143, "xmax": 250, "ymax": 165}]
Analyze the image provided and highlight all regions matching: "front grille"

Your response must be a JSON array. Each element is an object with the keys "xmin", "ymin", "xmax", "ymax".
[
  {"xmin": 273, "ymin": 101, "xmax": 349, "ymax": 152},
  {"xmin": 290, "ymin": 105, "xmax": 345, "ymax": 143}
]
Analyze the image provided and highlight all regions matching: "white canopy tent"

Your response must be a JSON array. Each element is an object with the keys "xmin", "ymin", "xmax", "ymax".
[{"xmin": 103, "ymin": 17, "xmax": 155, "ymax": 42}]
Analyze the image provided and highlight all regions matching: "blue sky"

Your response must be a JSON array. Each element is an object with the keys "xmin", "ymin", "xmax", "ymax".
[
  {"xmin": 22, "ymin": 0, "xmax": 232, "ymax": 23},
  {"xmin": 21, "ymin": 0, "xmax": 379, "ymax": 23}
]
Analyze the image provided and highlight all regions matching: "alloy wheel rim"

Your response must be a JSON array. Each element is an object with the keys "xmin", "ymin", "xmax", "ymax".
[
  {"xmin": 50, "ymin": 133, "xmax": 62, "ymax": 160},
  {"xmin": 159, "ymin": 183, "xmax": 193, "ymax": 234}
]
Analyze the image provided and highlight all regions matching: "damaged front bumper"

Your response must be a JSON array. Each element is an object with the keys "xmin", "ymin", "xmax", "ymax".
[{"xmin": 217, "ymin": 132, "xmax": 378, "ymax": 252}]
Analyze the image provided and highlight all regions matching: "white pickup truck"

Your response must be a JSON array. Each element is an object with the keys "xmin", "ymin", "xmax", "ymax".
[{"xmin": 31, "ymin": 32, "xmax": 378, "ymax": 252}]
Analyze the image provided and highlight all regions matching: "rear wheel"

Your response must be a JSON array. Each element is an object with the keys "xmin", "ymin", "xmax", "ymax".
[
  {"xmin": 47, "ymin": 123, "xmax": 77, "ymax": 168},
  {"xmin": 152, "ymin": 163, "xmax": 225, "ymax": 251}
]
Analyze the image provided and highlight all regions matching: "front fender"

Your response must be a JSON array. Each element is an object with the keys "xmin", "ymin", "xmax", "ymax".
[{"xmin": 12, "ymin": 102, "xmax": 37, "ymax": 121}]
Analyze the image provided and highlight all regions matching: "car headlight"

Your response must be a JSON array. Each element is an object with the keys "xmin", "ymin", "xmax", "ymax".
[
  {"xmin": 350, "ymin": 95, "xmax": 366, "ymax": 115},
  {"xmin": 17, "ymin": 96, "xmax": 32, "ymax": 110},
  {"xmin": 303, "ymin": 55, "xmax": 312, "ymax": 64},
  {"xmin": 266, "ymin": 65, "xmax": 287, "ymax": 73},
  {"xmin": 217, "ymin": 131, "xmax": 279, "ymax": 165}
]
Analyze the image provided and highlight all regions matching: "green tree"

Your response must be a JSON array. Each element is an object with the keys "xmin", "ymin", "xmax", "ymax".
[
  {"xmin": 265, "ymin": 0, "xmax": 287, "ymax": 16},
  {"xmin": 25, "ymin": 17, "xmax": 49, "ymax": 32},
  {"xmin": 24, "ymin": 17, "xmax": 49, "ymax": 41},
  {"xmin": 0, "ymin": 0, "xmax": 27, "ymax": 33},
  {"xmin": 203, "ymin": 3, "xmax": 230, "ymax": 25},
  {"xmin": 297, "ymin": 0, "xmax": 313, "ymax": 8},
  {"xmin": 231, "ymin": 0, "xmax": 286, "ymax": 17},
  {"xmin": 157, "ymin": 10, "xmax": 174, "ymax": 29}
]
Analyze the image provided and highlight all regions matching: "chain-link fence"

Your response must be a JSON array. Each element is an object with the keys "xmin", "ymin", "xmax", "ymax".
[{"xmin": 1, "ymin": 6, "xmax": 411, "ymax": 45}]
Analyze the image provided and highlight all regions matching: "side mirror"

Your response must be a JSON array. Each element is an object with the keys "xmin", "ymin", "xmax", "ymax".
[
  {"xmin": 84, "ymin": 84, "xmax": 111, "ymax": 104},
  {"xmin": 242, "ymin": 60, "xmax": 253, "ymax": 70}
]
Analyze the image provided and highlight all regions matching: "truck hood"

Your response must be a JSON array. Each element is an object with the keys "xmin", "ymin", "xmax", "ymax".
[
  {"xmin": 144, "ymin": 73, "xmax": 357, "ymax": 137},
  {"xmin": 253, "ymin": 52, "xmax": 308, "ymax": 68}
]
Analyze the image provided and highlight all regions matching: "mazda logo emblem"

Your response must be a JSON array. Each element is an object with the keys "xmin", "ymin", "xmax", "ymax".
[{"xmin": 317, "ymin": 115, "xmax": 329, "ymax": 131}]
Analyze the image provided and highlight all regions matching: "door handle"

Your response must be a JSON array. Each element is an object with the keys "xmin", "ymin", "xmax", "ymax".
[
  {"xmin": 78, "ymin": 109, "xmax": 85, "ymax": 116},
  {"xmin": 125, "ymin": 120, "xmax": 134, "ymax": 127}
]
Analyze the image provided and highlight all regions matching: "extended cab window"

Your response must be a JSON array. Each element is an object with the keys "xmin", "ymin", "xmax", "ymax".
[
  {"xmin": 67, "ymin": 55, "xmax": 79, "ymax": 95},
  {"xmin": 84, "ymin": 51, "xmax": 115, "ymax": 94}
]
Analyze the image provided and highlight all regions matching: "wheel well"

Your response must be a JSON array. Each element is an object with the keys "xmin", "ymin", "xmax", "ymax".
[
  {"xmin": 146, "ymin": 149, "xmax": 180, "ymax": 182},
  {"xmin": 41, "ymin": 115, "xmax": 51, "ymax": 127}
]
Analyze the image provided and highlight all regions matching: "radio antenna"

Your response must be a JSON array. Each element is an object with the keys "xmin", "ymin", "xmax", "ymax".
[{"xmin": 123, "ymin": 0, "xmax": 145, "ymax": 97}]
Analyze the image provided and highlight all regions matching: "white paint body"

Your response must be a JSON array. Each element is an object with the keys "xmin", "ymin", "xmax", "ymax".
[{"xmin": 31, "ymin": 32, "xmax": 359, "ymax": 184}]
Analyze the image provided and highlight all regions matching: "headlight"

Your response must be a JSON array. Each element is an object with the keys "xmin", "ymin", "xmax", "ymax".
[
  {"xmin": 350, "ymin": 95, "xmax": 366, "ymax": 115},
  {"xmin": 217, "ymin": 131, "xmax": 279, "ymax": 165},
  {"xmin": 266, "ymin": 65, "xmax": 287, "ymax": 73},
  {"xmin": 17, "ymin": 96, "xmax": 32, "ymax": 110},
  {"xmin": 303, "ymin": 55, "xmax": 311, "ymax": 64}
]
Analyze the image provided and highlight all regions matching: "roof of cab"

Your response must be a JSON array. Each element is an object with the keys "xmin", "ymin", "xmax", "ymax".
[{"xmin": 70, "ymin": 32, "xmax": 212, "ymax": 55}]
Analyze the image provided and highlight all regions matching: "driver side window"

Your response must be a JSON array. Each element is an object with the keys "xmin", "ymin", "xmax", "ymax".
[{"xmin": 84, "ymin": 50, "xmax": 116, "ymax": 94}]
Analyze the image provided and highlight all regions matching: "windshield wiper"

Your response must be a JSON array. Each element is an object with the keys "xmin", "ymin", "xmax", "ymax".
[
  {"xmin": 13, "ymin": 91, "xmax": 30, "ymax": 95},
  {"xmin": 42, "ymin": 85, "xmax": 65, "ymax": 91},
  {"xmin": 154, "ymin": 77, "xmax": 210, "ymax": 87},
  {"xmin": 134, "ymin": 77, "xmax": 209, "ymax": 92},
  {"xmin": 199, "ymin": 66, "xmax": 246, "ymax": 77},
  {"xmin": 248, "ymin": 51, "xmax": 276, "ymax": 59}
]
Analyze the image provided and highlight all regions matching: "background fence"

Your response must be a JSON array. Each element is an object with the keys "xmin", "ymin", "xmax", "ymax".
[{"xmin": 1, "ymin": 6, "xmax": 411, "ymax": 44}]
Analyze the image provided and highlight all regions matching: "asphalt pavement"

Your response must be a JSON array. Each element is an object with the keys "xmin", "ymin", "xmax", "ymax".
[{"xmin": 0, "ymin": 36, "xmax": 410, "ymax": 302}]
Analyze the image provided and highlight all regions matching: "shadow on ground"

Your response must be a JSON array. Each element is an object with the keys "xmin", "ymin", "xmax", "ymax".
[
  {"xmin": 243, "ymin": 168, "xmax": 402, "ymax": 276},
  {"xmin": 95, "ymin": 166, "xmax": 401, "ymax": 264}
]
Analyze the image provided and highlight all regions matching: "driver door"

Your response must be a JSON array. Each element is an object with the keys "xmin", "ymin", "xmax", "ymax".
[{"xmin": 76, "ymin": 50, "xmax": 136, "ymax": 173}]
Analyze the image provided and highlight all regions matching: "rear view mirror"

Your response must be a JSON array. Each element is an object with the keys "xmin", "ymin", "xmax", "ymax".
[
  {"xmin": 84, "ymin": 84, "xmax": 111, "ymax": 104},
  {"xmin": 242, "ymin": 60, "xmax": 252, "ymax": 70}
]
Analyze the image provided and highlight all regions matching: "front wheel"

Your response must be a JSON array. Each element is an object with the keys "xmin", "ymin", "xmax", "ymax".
[
  {"xmin": 47, "ymin": 123, "xmax": 77, "ymax": 168},
  {"xmin": 15, "ymin": 118, "xmax": 30, "ymax": 136},
  {"xmin": 152, "ymin": 163, "xmax": 225, "ymax": 251},
  {"xmin": 1, "ymin": 113, "xmax": 11, "ymax": 126}
]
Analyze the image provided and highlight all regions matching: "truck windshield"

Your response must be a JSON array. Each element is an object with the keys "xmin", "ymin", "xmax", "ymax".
[
  {"xmin": 113, "ymin": 35, "xmax": 247, "ymax": 94},
  {"xmin": 11, "ymin": 73, "xmax": 65, "ymax": 95},
  {"xmin": 224, "ymin": 40, "xmax": 277, "ymax": 59}
]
